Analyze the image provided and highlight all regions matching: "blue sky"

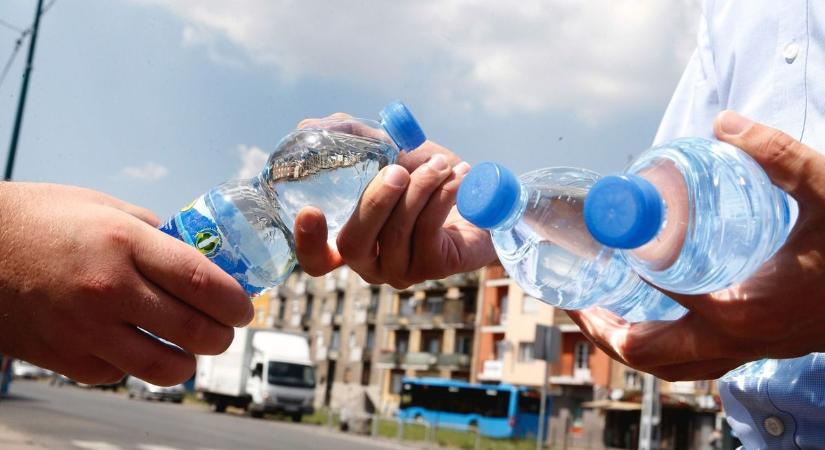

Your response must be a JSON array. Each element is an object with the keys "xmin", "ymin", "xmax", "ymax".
[{"xmin": 1, "ymin": 0, "xmax": 699, "ymax": 219}]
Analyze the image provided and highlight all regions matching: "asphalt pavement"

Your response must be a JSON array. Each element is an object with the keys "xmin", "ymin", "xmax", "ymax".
[{"xmin": 0, "ymin": 379, "xmax": 406, "ymax": 450}]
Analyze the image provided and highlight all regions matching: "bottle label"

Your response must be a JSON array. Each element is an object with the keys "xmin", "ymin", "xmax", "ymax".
[{"xmin": 160, "ymin": 195, "xmax": 260, "ymax": 295}]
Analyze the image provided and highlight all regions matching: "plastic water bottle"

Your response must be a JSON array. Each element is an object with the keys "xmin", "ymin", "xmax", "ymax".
[
  {"xmin": 160, "ymin": 101, "xmax": 426, "ymax": 295},
  {"xmin": 456, "ymin": 162, "xmax": 687, "ymax": 322},
  {"xmin": 583, "ymin": 138, "xmax": 794, "ymax": 294}
]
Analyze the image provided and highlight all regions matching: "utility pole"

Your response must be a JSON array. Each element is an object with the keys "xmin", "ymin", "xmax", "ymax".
[
  {"xmin": 638, "ymin": 373, "xmax": 661, "ymax": 450},
  {"xmin": 5, "ymin": 0, "xmax": 45, "ymax": 181}
]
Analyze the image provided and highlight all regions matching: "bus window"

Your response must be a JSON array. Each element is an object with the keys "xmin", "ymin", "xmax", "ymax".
[{"xmin": 517, "ymin": 391, "xmax": 541, "ymax": 415}]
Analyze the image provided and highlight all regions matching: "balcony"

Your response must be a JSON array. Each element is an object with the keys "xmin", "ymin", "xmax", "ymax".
[
  {"xmin": 437, "ymin": 353, "xmax": 471, "ymax": 370},
  {"xmin": 550, "ymin": 369, "xmax": 593, "ymax": 386},
  {"xmin": 402, "ymin": 352, "xmax": 437, "ymax": 369},
  {"xmin": 376, "ymin": 351, "xmax": 401, "ymax": 368},
  {"xmin": 478, "ymin": 360, "xmax": 503, "ymax": 381},
  {"xmin": 382, "ymin": 314, "xmax": 408, "ymax": 329}
]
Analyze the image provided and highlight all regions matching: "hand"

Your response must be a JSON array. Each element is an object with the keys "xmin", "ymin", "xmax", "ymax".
[
  {"xmin": 0, "ymin": 183, "xmax": 253, "ymax": 386},
  {"xmin": 293, "ymin": 113, "xmax": 497, "ymax": 288},
  {"xmin": 568, "ymin": 110, "xmax": 825, "ymax": 381}
]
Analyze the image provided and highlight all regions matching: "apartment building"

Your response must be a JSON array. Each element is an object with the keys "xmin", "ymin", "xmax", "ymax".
[
  {"xmin": 251, "ymin": 267, "xmax": 390, "ymax": 412},
  {"xmin": 473, "ymin": 262, "xmax": 612, "ymax": 448},
  {"xmin": 376, "ymin": 272, "xmax": 479, "ymax": 413}
]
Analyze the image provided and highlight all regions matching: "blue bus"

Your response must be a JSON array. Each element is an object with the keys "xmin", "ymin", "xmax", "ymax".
[{"xmin": 397, "ymin": 378, "xmax": 549, "ymax": 439}]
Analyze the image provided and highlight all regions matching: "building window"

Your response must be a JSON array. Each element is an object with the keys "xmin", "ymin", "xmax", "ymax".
[
  {"xmin": 395, "ymin": 331, "xmax": 409, "ymax": 354},
  {"xmin": 330, "ymin": 329, "xmax": 340, "ymax": 351},
  {"xmin": 499, "ymin": 289, "xmax": 509, "ymax": 325},
  {"xmin": 424, "ymin": 292, "xmax": 444, "ymax": 314},
  {"xmin": 369, "ymin": 287, "xmax": 380, "ymax": 313},
  {"xmin": 624, "ymin": 370, "xmax": 642, "ymax": 390},
  {"xmin": 335, "ymin": 291, "xmax": 345, "ymax": 315},
  {"xmin": 494, "ymin": 338, "xmax": 507, "ymax": 361},
  {"xmin": 304, "ymin": 293, "xmax": 315, "ymax": 320},
  {"xmin": 348, "ymin": 331, "xmax": 357, "ymax": 349},
  {"xmin": 454, "ymin": 333, "xmax": 472, "ymax": 355},
  {"xmin": 390, "ymin": 370, "xmax": 404, "ymax": 394},
  {"xmin": 366, "ymin": 327, "xmax": 375, "ymax": 352},
  {"xmin": 518, "ymin": 342, "xmax": 534, "ymax": 362},
  {"xmin": 522, "ymin": 296, "xmax": 541, "ymax": 314},
  {"xmin": 423, "ymin": 333, "xmax": 441, "ymax": 354},
  {"xmin": 399, "ymin": 294, "xmax": 415, "ymax": 316},
  {"xmin": 574, "ymin": 341, "xmax": 590, "ymax": 370},
  {"xmin": 277, "ymin": 297, "xmax": 286, "ymax": 320},
  {"xmin": 361, "ymin": 362, "xmax": 372, "ymax": 386}
]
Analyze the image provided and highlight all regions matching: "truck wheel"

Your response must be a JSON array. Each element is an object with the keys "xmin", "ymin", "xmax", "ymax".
[
  {"xmin": 291, "ymin": 414, "xmax": 302, "ymax": 423},
  {"xmin": 212, "ymin": 402, "xmax": 227, "ymax": 413}
]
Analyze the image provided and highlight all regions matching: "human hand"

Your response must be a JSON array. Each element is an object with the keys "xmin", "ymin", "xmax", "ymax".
[
  {"xmin": 568, "ymin": 110, "xmax": 825, "ymax": 381},
  {"xmin": 0, "ymin": 183, "xmax": 253, "ymax": 386},
  {"xmin": 293, "ymin": 113, "xmax": 497, "ymax": 288}
]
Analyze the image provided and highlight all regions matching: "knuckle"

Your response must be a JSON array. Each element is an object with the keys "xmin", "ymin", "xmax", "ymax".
[
  {"xmin": 103, "ymin": 224, "xmax": 134, "ymax": 250},
  {"xmin": 186, "ymin": 261, "xmax": 212, "ymax": 295},
  {"xmin": 77, "ymin": 273, "xmax": 128, "ymax": 300},
  {"xmin": 617, "ymin": 338, "xmax": 646, "ymax": 368},
  {"xmin": 761, "ymin": 130, "xmax": 799, "ymax": 166}
]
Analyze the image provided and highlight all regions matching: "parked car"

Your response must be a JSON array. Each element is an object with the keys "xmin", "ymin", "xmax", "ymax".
[
  {"xmin": 126, "ymin": 376, "xmax": 185, "ymax": 403},
  {"xmin": 13, "ymin": 360, "xmax": 51, "ymax": 379}
]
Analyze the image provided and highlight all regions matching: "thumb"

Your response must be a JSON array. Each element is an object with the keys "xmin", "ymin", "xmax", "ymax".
[
  {"xmin": 714, "ymin": 110, "xmax": 823, "ymax": 200},
  {"xmin": 294, "ymin": 207, "xmax": 343, "ymax": 277}
]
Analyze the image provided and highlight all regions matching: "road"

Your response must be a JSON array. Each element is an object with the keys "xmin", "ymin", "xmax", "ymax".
[{"xmin": 0, "ymin": 380, "xmax": 403, "ymax": 450}]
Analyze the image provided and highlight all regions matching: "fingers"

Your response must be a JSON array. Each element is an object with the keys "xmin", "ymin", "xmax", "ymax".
[
  {"xmin": 649, "ymin": 358, "xmax": 748, "ymax": 382},
  {"xmin": 336, "ymin": 165, "xmax": 409, "ymax": 280},
  {"xmin": 96, "ymin": 326, "xmax": 196, "ymax": 386},
  {"xmin": 714, "ymin": 110, "xmax": 825, "ymax": 201},
  {"xmin": 376, "ymin": 155, "xmax": 455, "ymax": 286},
  {"xmin": 567, "ymin": 307, "xmax": 741, "ymax": 370},
  {"xmin": 415, "ymin": 162, "xmax": 472, "ymax": 236},
  {"xmin": 396, "ymin": 140, "xmax": 462, "ymax": 172},
  {"xmin": 129, "ymin": 223, "xmax": 253, "ymax": 328},
  {"xmin": 122, "ymin": 279, "xmax": 234, "ymax": 356},
  {"xmin": 294, "ymin": 207, "xmax": 343, "ymax": 277}
]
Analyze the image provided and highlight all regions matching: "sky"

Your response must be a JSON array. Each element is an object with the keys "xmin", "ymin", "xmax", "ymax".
[{"xmin": 0, "ymin": 0, "xmax": 700, "ymax": 219}]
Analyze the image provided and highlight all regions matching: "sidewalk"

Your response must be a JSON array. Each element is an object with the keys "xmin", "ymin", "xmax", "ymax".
[{"xmin": 0, "ymin": 422, "xmax": 48, "ymax": 450}]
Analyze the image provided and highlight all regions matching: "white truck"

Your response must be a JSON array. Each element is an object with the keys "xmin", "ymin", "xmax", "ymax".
[{"xmin": 196, "ymin": 328, "xmax": 316, "ymax": 421}]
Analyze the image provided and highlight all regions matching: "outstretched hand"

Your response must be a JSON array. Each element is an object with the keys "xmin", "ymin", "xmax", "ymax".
[
  {"xmin": 293, "ymin": 113, "xmax": 497, "ymax": 288},
  {"xmin": 568, "ymin": 110, "xmax": 825, "ymax": 381}
]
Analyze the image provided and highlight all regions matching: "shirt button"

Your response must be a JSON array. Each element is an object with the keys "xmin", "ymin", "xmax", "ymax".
[
  {"xmin": 764, "ymin": 416, "xmax": 785, "ymax": 437},
  {"xmin": 784, "ymin": 42, "xmax": 799, "ymax": 63}
]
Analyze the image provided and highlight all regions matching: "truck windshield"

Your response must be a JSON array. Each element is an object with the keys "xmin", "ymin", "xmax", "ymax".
[{"xmin": 267, "ymin": 362, "xmax": 316, "ymax": 388}]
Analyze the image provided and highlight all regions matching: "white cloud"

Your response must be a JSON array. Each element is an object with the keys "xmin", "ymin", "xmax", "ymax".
[
  {"xmin": 235, "ymin": 145, "xmax": 269, "ymax": 179},
  {"xmin": 129, "ymin": 0, "xmax": 700, "ymax": 121},
  {"xmin": 119, "ymin": 162, "xmax": 169, "ymax": 182}
]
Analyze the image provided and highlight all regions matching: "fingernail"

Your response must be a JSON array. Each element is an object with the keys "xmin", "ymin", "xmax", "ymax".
[
  {"xmin": 383, "ymin": 165, "xmax": 408, "ymax": 188},
  {"xmin": 427, "ymin": 154, "xmax": 449, "ymax": 172},
  {"xmin": 298, "ymin": 216, "xmax": 321, "ymax": 234},
  {"xmin": 454, "ymin": 161, "xmax": 471, "ymax": 176},
  {"xmin": 719, "ymin": 110, "xmax": 753, "ymax": 136}
]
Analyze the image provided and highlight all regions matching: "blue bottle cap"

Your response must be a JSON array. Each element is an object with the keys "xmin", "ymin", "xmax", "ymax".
[
  {"xmin": 583, "ymin": 175, "xmax": 664, "ymax": 249},
  {"xmin": 379, "ymin": 101, "xmax": 426, "ymax": 151},
  {"xmin": 457, "ymin": 162, "xmax": 521, "ymax": 229}
]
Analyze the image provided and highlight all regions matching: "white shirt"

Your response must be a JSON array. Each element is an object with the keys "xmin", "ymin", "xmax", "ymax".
[{"xmin": 654, "ymin": 1, "xmax": 825, "ymax": 449}]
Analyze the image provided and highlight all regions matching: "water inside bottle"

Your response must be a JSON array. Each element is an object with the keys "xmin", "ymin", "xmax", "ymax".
[{"xmin": 259, "ymin": 129, "xmax": 397, "ymax": 240}]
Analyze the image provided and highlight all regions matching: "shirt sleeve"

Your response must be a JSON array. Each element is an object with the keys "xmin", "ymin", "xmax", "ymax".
[{"xmin": 653, "ymin": 3, "xmax": 720, "ymax": 145}]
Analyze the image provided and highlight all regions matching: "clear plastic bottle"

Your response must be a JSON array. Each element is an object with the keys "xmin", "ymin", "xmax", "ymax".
[
  {"xmin": 583, "ymin": 138, "xmax": 794, "ymax": 294},
  {"xmin": 456, "ymin": 162, "xmax": 687, "ymax": 322},
  {"xmin": 160, "ymin": 101, "xmax": 425, "ymax": 295}
]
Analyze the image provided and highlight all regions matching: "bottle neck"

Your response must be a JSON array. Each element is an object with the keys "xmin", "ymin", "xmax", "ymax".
[{"xmin": 491, "ymin": 183, "xmax": 528, "ymax": 231}]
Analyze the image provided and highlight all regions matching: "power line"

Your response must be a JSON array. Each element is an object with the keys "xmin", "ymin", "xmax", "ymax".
[
  {"xmin": 0, "ymin": 31, "xmax": 28, "ymax": 91},
  {"xmin": 0, "ymin": 18, "xmax": 23, "ymax": 34}
]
